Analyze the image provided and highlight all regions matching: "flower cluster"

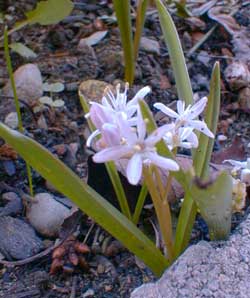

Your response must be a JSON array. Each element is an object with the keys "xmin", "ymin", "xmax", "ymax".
[{"xmin": 86, "ymin": 83, "xmax": 214, "ymax": 185}]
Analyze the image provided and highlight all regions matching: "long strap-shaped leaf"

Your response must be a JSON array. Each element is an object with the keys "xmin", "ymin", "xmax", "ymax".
[
  {"xmin": 113, "ymin": 0, "xmax": 135, "ymax": 85},
  {"xmin": 155, "ymin": 0, "xmax": 193, "ymax": 105},
  {"xmin": 134, "ymin": 0, "xmax": 149, "ymax": 61},
  {"xmin": 0, "ymin": 123, "xmax": 168, "ymax": 276}
]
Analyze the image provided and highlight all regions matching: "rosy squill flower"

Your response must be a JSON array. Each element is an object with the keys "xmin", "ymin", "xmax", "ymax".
[
  {"xmin": 154, "ymin": 97, "xmax": 214, "ymax": 139},
  {"xmin": 101, "ymin": 83, "xmax": 151, "ymax": 118},
  {"xmin": 164, "ymin": 126, "xmax": 199, "ymax": 150},
  {"xmin": 86, "ymin": 84, "xmax": 151, "ymax": 147},
  {"xmin": 93, "ymin": 108, "xmax": 179, "ymax": 185}
]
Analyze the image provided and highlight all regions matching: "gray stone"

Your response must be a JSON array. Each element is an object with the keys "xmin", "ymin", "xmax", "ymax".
[
  {"xmin": 0, "ymin": 216, "xmax": 43, "ymax": 260},
  {"xmin": 140, "ymin": 37, "xmax": 160, "ymax": 55},
  {"xmin": 27, "ymin": 193, "xmax": 71, "ymax": 237},
  {"xmin": 3, "ymin": 63, "xmax": 43, "ymax": 105},
  {"xmin": 131, "ymin": 214, "xmax": 250, "ymax": 298}
]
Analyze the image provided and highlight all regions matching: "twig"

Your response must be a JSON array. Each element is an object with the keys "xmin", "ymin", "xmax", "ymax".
[{"xmin": 0, "ymin": 239, "xmax": 64, "ymax": 267}]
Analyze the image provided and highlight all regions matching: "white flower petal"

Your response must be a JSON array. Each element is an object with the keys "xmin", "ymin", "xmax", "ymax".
[
  {"xmin": 93, "ymin": 146, "xmax": 132, "ymax": 163},
  {"xmin": 146, "ymin": 152, "xmax": 179, "ymax": 171},
  {"xmin": 137, "ymin": 107, "xmax": 146, "ymax": 142},
  {"xmin": 241, "ymin": 169, "xmax": 250, "ymax": 184},
  {"xmin": 179, "ymin": 141, "xmax": 194, "ymax": 149},
  {"xmin": 126, "ymin": 153, "xmax": 142, "ymax": 185},
  {"xmin": 177, "ymin": 100, "xmax": 185, "ymax": 115},
  {"xmin": 189, "ymin": 120, "xmax": 214, "ymax": 138},
  {"xmin": 126, "ymin": 105, "xmax": 137, "ymax": 118},
  {"xmin": 186, "ymin": 131, "xmax": 199, "ymax": 148},
  {"xmin": 153, "ymin": 103, "xmax": 179, "ymax": 118},
  {"xmin": 179, "ymin": 127, "xmax": 193, "ymax": 140},
  {"xmin": 102, "ymin": 123, "xmax": 120, "ymax": 146},
  {"xmin": 89, "ymin": 103, "xmax": 114, "ymax": 129},
  {"xmin": 101, "ymin": 96, "xmax": 112, "ymax": 109},
  {"xmin": 86, "ymin": 129, "xmax": 100, "ymax": 147},
  {"xmin": 223, "ymin": 159, "xmax": 247, "ymax": 169},
  {"xmin": 189, "ymin": 97, "xmax": 208, "ymax": 119},
  {"xmin": 129, "ymin": 86, "xmax": 151, "ymax": 106},
  {"xmin": 117, "ymin": 113, "xmax": 137, "ymax": 144},
  {"xmin": 146, "ymin": 123, "xmax": 175, "ymax": 146}
]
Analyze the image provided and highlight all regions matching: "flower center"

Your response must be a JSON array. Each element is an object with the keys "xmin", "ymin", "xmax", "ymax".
[{"xmin": 133, "ymin": 144, "xmax": 143, "ymax": 152}]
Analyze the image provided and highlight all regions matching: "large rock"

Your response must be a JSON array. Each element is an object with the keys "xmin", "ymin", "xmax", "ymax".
[
  {"xmin": 78, "ymin": 79, "xmax": 113, "ymax": 104},
  {"xmin": 3, "ymin": 63, "xmax": 43, "ymax": 106},
  {"xmin": 27, "ymin": 193, "xmax": 72, "ymax": 237},
  {"xmin": 131, "ymin": 213, "xmax": 250, "ymax": 298}
]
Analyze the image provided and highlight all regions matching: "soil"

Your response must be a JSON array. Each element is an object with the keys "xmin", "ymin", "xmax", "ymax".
[{"xmin": 0, "ymin": 1, "xmax": 250, "ymax": 297}]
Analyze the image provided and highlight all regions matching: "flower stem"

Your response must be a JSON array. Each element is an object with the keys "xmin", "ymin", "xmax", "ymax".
[
  {"xmin": 143, "ymin": 165, "xmax": 174, "ymax": 262},
  {"xmin": 163, "ymin": 148, "xmax": 177, "ymax": 202},
  {"xmin": 132, "ymin": 183, "xmax": 148, "ymax": 225},
  {"xmin": 4, "ymin": 27, "xmax": 34, "ymax": 197}
]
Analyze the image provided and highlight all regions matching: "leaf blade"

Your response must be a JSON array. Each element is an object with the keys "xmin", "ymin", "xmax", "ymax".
[
  {"xmin": 25, "ymin": 0, "xmax": 74, "ymax": 25},
  {"xmin": 0, "ymin": 122, "xmax": 168, "ymax": 275}
]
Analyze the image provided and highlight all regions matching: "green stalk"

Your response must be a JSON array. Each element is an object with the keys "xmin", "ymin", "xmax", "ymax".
[
  {"xmin": 4, "ymin": 27, "xmax": 34, "ymax": 197},
  {"xmin": 143, "ymin": 166, "xmax": 174, "ymax": 262},
  {"xmin": 78, "ymin": 91, "xmax": 131, "ymax": 219},
  {"xmin": 132, "ymin": 183, "xmax": 148, "ymax": 225},
  {"xmin": 105, "ymin": 161, "xmax": 132, "ymax": 220},
  {"xmin": 78, "ymin": 91, "xmax": 96, "ymax": 132},
  {"xmin": 200, "ymin": 62, "xmax": 220, "ymax": 178},
  {"xmin": 113, "ymin": 0, "xmax": 135, "ymax": 85},
  {"xmin": 134, "ymin": 0, "xmax": 149, "ymax": 61},
  {"xmin": 155, "ymin": 0, "xmax": 193, "ymax": 105}
]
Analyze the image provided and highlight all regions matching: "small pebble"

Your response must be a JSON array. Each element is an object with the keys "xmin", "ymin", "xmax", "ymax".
[
  {"xmin": 217, "ymin": 134, "xmax": 227, "ymax": 142},
  {"xmin": 4, "ymin": 112, "xmax": 18, "ymax": 129}
]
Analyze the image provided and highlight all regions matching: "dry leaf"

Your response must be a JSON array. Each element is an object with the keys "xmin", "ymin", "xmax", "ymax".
[
  {"xmin": 211, "ymin": 136, "xmax": 245, "ymax": 164},
  {"xmin": 208, "ymin": 6, "xmax": 240, "ymax": 35}
]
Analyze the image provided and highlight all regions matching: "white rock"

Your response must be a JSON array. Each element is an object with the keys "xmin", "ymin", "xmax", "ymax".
[
  {"xmin": 4, "ymin": 112, "xmax": 18, "ymax": 129},
  {"xmin": 27, "ymin": 193, "xmax": 71, "ymax": 237},
  {"xmin": 3, "ymin": 64, "xmax": 43, "ymax": 105},
  {"xmin": 217, "ymin": 134, "xmax": 227, "ymax": 142}
]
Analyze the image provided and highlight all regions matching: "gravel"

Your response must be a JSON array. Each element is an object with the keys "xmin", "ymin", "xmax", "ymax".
[{"xmin": 131, "ymin": 211, "xmax": 250, "ymax": 298}]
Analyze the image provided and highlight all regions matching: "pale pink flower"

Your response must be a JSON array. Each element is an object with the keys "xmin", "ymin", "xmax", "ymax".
[{"xmin": 93, "ymin": 108, "xmax": 179, "ymax": 185}]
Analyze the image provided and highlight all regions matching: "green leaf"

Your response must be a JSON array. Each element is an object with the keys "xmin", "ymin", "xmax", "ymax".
[
  {"xmin": 10, "ymin": 42, "xmax": 37, "ymax": 59},
  {"xmin": 173, "ymin": 191, "xmax": 196, "ymax": 258},
  {"xmin": 175, "ymin": 2, "xmax": 191, "ymax": 18},
  {"xmin": 25, "ymin": 0, "xmax": 74, "ymax": 25},
  {"xmin": 174, "ymin": 62, "xmax": 221, "ymax": 256},
  {"xmin": 0, "ymin": 122, "xmax": 168, "ymax": 275},
  {"xmin": 200, "ymin": 62, "xmax": 221, "ymax": 178},
  {"xmin": 192, "ymin": 172, "xmax": 233, "ymax": 240},
  {"xmin": 134, "ymin": 0, "xmax": 149, "ymax": 60},
  {"xmin": 112, "ymin": 0, "xmax": 135, "ymax": 84},
  {"xmin": 155, "ymin": 0, "xmax": 193, "ymax": 105},
  {"xmin": 105, "ymin": 161, "xmax": 132, "ymax": 220}
]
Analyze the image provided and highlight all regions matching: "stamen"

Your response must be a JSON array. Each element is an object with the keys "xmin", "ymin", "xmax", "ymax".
[
  {"xmin": 133, "ymin": 144, "xmax": 142, "ymax": 152},
  {"xmin": 120, "ymin": 137, "xmax": 127, "ymax": 145}
]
